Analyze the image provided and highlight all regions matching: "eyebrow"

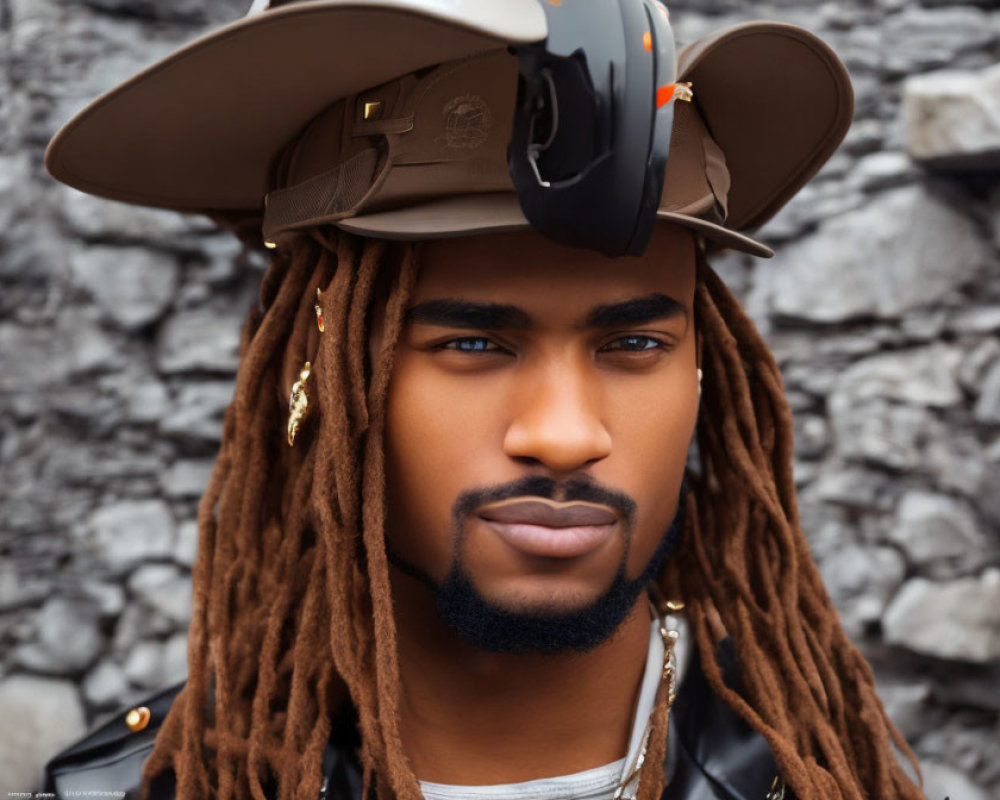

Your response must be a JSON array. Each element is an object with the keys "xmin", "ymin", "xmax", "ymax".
[
  {"xmin": 407, "ymin": 300, "xmax": 533, "ymax": 329},
  {"xmin": 406, "ymin": 293, "xmax": 685, "ymax": 330},
  {"xmin": 582, "ymin": 294, "xmax": 686, "ymax": 328}
]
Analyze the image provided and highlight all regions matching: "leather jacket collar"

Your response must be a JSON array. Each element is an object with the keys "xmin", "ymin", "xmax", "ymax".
[{"xmin": 46, "ymin": 639, "xmax": 781, "ymax": 800}]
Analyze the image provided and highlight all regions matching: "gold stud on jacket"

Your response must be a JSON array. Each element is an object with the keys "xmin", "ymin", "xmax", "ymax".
[
  {"xmin": 287, "ymin": 362, "xmax": 312, "ymax": 446},
  {"xmin": 124, "ymin": 706, "xmax": 151, "ymax": 732}
]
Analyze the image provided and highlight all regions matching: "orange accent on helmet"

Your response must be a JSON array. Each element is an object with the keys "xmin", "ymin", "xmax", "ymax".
[
  {"xmin": 643, "ymin": 31, "xmax": 652, "ymax": 52},
  {"xmin": 656, "ymin": 84, "xmax": 675, "ymax": 108}
]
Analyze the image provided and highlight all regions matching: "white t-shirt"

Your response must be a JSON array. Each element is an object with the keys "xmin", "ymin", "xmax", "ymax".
[{"xmin": 419, "ymin": 613, "xmax": 690, "ymax": 800}]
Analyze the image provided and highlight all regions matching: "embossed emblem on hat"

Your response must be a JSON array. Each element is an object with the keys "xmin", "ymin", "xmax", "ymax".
[{"xmin": 443, "ymin": 95, "xmax": 491, "ymax": 150}]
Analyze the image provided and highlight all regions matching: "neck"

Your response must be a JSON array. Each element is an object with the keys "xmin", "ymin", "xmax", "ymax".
[{"xmin": 391, "ymin": 574, "xmax": 652, "ymax": 785}]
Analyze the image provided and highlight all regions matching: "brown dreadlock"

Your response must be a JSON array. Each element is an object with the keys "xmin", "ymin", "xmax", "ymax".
[{"xmin": 142, "ymin": 229, "xmax": 923, "ymax": 800}]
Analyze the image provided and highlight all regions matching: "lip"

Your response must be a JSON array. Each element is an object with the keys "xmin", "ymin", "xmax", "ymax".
[{"xmin": 476, "ymin": 499, "xmax": 619, "ymax": 558}]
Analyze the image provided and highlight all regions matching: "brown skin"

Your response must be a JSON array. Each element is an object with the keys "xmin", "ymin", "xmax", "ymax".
[{"xmin": 382, "ymin": 224, "xmax": 700, "ymax": 784}]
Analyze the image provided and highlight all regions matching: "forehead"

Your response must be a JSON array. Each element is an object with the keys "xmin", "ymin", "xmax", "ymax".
[{"xmin": 413, "ymin": 224, "xmax": 697, "ymax": 307}]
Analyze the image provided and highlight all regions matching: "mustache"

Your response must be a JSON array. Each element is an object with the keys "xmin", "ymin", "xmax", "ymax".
[{"xmin": 452, "ymin": 475, "xmax": 637, "ymax": 528}]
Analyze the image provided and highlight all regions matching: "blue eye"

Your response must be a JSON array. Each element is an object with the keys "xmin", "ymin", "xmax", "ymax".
[
  {"xmin": 441, "ymin": 337, "xmax": 499, "ymax": 353},
  {"xmin": 604, "ymin": 335, "xmax": 663, "ymax": 352}
]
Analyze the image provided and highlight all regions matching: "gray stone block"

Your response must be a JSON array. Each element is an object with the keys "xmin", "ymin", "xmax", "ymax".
[
  {"xmin": 13, "ymin": 596, "xmax": 104, "ymax": 675},
  {"xmin": 793, "ymin": 414, "xmax": 830, "ymax": 461},
  {"xmin": 814, "ymin": 468, "xmax": 891, "ymax": 512},
  {"xmin": 904, "ymin": 64, "xmax": 1000, "ymax": 167},
  {"xmin": 111, "ymin": 603, "xmax": 175, "ymax": 655},
  {"xmin": 158, "ymin": 381, "xmax": 234, "ymax": 442},
  {"xmin": 882, "ymin": 7, "xmax": 997, "ymax": 74},
  {"xmin": 884, "ymin": 571, "xmax": 1000, "ymax": 662},
  {"xmin": 80, "ymin": 581, "xmax": 126, "ymax": 618},
  {"xmin": 82, "ymin": 0, "xmax": 248, "ymax": 24},
  {"xmin": 755, "ymin": 186, "xmax": 989, "ymax": 323},
  {"xmin": 874, "ymin": 679, "xmax": 932, "ymax": 742},
  {"xmin": 122, "ymin": 639, "xmax": 169, "ymax": 689},
  {"xmin": 82, "ymin": 658, "xmax": 129, "ymax": 708},
  {"xmin": 123, "ymin": 634, "xmax": 188, "ymax": 690},
  {"xmin": 59, "ymin": 186, "xmax": 205, "ymax": 240},
  {"xmin": 920, "ymin": 761, "xmax": 990, "ymax": 800},
  {"xmin": 891, "ymin": 491, "xmax": 994, "ymax": 578},
  {"xmin": 958, "ymin": 338, "xmax": 1000, "ymax": 392},
  {"xmin": 0, "ymin": 153, "xmax": 32, "ymax": 234},
  {"xmin": 71, "ymin": 245, "xmax": 180, "ymax": 330},
  {"xmin": 833, "ymin": 344, "xmax": 964, "ymax": 409},
  {"xmin": 974, "ymin": 359, "xmax": 1000, "ymax": 424},
  {"xmin": 923, "ymin": 432, "xmax": 990, "ymax": 498},
  {"xmin": 128, "ymin": 563, "xmax": 192, "ymax": 625},
  {"xmin": 124, "ymin": 376, "xmax": 172, "ymax": 424},
  {"xmin": 156, "ymin": 306, "xmax": 242, "ymax": 374},
  {"xmin": 0, "ymin": 676, "xmax": 86, "ymax": 797},
  {"xmin": 949, "ymin": 307, "xmax": 1000, "ymax": 337},
  {"xmin": 174, "ymin": 520, "xmax": 199, "ymax": 568},
  {"xmin": 850, "ymin": 151, "xmax": 914, "ymax": 191},
  {"xmin": 829, "ymin": 396, "xmax": 937, "ymax": 471},
  {"xmin": 0, "ymin": 565, "xmax": 52, "ymax": 613},
  {"xmin": 86, "ymin": 499, "xmax": 176, "ymax": 573},
  {"xmin": 161, "ymin": 459, "xmax": 215, "ymax": 498},
  {"xmin": 819, "ymin": 544, "xmax": 905, "ymax": 638}
]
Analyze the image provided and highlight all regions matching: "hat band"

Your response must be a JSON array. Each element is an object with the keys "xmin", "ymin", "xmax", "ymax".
[
  {"xmin": 262, "ymin": 148, "xmax": 382, "ymax": 240},
  {"xmin": 261, "ymin": 99, "xmax": 425, "ymax": 240}
]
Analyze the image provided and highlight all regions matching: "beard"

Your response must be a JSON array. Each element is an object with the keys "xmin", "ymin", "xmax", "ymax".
[{"xmin": 388, "ymin": 476, "xmax": 686, "ymax": 655}]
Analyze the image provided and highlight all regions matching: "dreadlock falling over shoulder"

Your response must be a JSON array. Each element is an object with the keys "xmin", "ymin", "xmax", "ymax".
[
  {"xmin": 662, "ymin": 249, "xmax": 924, "ymax": 800},
  {"xmin": 141, "ymin": 232, "xmax": 924, "ymax": 800},
  {"xmin": 142, "ymin": 229, "xmax": 421, "ymax": 800}
]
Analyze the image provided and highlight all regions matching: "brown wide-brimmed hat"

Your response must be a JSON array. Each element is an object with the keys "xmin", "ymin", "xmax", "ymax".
[{"xmin": 45, "ymin": 0, "xmax": 854, "ymax": 259}]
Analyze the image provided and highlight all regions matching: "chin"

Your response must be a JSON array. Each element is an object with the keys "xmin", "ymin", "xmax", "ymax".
[
  {"xmin": 435, "ymin": 562, "xmax": 649, "ymax": 654},
  {"xmin": 476, "ymin": 574, "xmax": 614, "ymax": 616}
]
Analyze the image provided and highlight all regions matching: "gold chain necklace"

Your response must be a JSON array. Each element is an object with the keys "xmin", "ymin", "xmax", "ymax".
[{"xmin": 612, "ymin": 601, "xmax": 681, "ymax": 800}]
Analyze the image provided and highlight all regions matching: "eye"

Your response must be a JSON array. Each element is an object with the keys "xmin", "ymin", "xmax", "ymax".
[
  {"xmin": 438, "ymin": 337, "xmax": 502, "ymax": 353},
  {"xmin": 600, "ymin": 335, "xmax": 667, "ymax": 352}
]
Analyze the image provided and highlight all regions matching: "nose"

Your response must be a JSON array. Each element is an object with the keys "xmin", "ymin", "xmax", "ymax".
[{"xmin": 502, "ymin": 359, "xmax": 612, "ymax": 473}]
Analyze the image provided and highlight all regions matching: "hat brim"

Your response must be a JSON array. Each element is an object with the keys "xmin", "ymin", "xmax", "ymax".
[
  {"xmin": 335, "ymin": 193, "xmax": 775, "ymax": 258},
  {"xmin": 45, "ymin": 0, "xmax": 547, "ymax": 211},
  {"xmin": 46, "ymin": 10, "xmax": 850, "ymax": 256},
  {"xmin": 677, "ymin": 22, "xmax": 854, "ymax": 233}
]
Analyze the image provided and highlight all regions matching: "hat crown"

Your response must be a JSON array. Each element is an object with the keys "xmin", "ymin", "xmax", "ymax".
[{"xmin": 263, "ymin": 49, "xmax": 730, "ymax": 243}]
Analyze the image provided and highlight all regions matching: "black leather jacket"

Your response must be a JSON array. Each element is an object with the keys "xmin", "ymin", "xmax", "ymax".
[{"xmin": 44, "ymin": 643, "xmax": 784, "ymax": 799}]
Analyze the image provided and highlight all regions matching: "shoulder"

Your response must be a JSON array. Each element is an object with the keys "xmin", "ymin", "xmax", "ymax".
[
  {"xmin": 43, "ymin": 682, "xmax": 184, "ymax": 800},
  {"xmin": 43, "ymin": 685, "xmax": 366, "ymax": 800},
  {"xmin": 667, "ymin": 637, "xmax": 786, "ymax": 800}
]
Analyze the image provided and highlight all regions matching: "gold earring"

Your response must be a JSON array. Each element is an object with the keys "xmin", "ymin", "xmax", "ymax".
[
  {"xmin": 287, "ymin": 362, "xmax": 312, "ymax": 446},
  {"xmin": 697, "ymin": 368, "xmax": 703, "ymax": 396},
  {"xmin": 314, "ymin": 287, "xmax": 325, "ymax": 333}
]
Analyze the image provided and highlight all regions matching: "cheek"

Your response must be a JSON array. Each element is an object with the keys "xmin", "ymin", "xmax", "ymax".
[
  {"xmin": 383, "ymin": 355, "xmax": 496, "ymax": 576},
  {"xmin": 609, "ymin": 372, "xmax": 699, "ymax": 576}
]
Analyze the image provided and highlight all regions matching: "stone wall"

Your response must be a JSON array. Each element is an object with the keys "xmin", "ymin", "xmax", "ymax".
[{"xmin": 1, "ymin": 1, "xmax": 998, "ymax": 797}]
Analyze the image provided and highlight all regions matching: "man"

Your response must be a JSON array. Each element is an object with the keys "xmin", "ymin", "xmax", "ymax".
[{"xmin": 42, "ymin": 1, "xmax": 925, "ymax": 798}]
